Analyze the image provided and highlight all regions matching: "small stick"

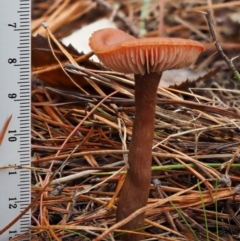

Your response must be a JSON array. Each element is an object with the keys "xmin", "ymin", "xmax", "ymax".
[
  {"xmin": 93, "ymin": 0, "xmax": 140, "ymax": 37},
  {"xmin": 205, "ymin": 10, "xmax": 240, "ymax": 81}
]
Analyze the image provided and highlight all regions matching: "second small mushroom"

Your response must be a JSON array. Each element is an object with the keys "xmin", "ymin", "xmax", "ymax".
[{"xmin": 89, "ymin": 28, "xmax": 204, "ymax": 241}]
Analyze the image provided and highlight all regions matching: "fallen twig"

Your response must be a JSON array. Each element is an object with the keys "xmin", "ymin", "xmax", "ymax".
[{"xmin": 205, "ymin": 10, "xmax": 240, "ymax": 81}]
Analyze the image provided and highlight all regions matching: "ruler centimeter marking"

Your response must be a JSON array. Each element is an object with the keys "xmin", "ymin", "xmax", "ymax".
[{"xmin": 0, "ymin": 0, "xmax": 31, "ymax": 240}]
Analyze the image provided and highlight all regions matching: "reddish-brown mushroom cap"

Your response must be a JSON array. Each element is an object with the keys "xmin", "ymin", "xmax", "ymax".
[{"xmin": 89, "ymin": 28, "xmax": 205, "ymax": 75}]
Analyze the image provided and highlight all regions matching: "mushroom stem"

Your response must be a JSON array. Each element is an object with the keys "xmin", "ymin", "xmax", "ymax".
[{"xmin": 116, "ymin": 72, "xmax": 161, "ymax": 241}]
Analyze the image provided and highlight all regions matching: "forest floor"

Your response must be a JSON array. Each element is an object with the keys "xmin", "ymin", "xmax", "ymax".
[{"xmin": 14, "ymin": 1, "xmax": 240, "ymax": 240}]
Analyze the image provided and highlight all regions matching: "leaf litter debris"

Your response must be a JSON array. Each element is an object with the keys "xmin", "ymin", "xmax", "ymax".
[{"xmin": 10, "ymin": 0, "xmax": 240, "ymax": 240}]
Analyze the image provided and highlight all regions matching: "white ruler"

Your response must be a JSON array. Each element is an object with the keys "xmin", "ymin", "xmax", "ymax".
[{"xmin": 0, "ymin": 0, "xmax": 31, "ymax": 240}]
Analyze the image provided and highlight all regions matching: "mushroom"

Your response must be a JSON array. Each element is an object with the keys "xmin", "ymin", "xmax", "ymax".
[{"xmin": 89, "ymin": 28, "xmax": 204, "ymax": 240}]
